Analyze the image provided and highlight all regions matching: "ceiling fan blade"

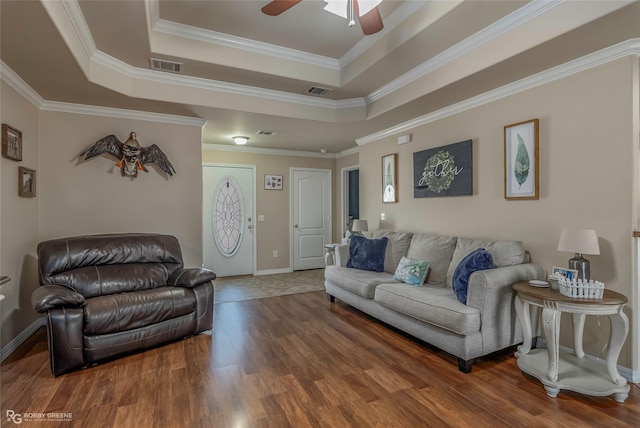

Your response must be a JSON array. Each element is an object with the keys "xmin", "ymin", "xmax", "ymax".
[
  {"xmin": 261, "ymin": 0, "xmax": 302, "ymax": 16},
  {"xmin": 357, "ymin": 3, "xmax": 384, "ymax": 35}
]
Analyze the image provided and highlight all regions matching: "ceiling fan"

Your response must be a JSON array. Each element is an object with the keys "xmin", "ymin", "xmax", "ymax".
[{"xmin": 261, "ymin": 0, "xmax": 384, "ymax": 35}]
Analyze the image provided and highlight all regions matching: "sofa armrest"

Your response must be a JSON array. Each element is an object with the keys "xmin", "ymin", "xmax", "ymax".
[
  {"xmin": 334, "ymin": 244, "xmax": 350, "ymax": 267},
  {"xmin": 466, "ymin": 263, "xmax": 546, "ymax": 352},
  {"xmin": 168, "ymin": 268, "xmax": 217, "ymax": 288},
  {"xmin": 32, "ymin": 285, "xmax": 85, "ymax": 313}
]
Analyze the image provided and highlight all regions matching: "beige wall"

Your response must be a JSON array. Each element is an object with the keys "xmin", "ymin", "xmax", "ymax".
[
  {"xmin": 0, "ymin": 92, "xmax": 204, "ymax": 351},
  {"xmin": 1, "ymin": 82, "xmax": 42, "ymax": 349},
  {"xmin": 358, "ymin": 57, "xmax": 638, "ymax": 370},
  {"xmin": 202, "ymin": 149, "xmax": 335, "ymax": 271},
  {"xmin": 38, "ymin": 112, "xmax": 203, "ymax": 266}
]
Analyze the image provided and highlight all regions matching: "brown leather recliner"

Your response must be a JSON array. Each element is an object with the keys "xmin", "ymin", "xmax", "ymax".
[{"xmin": 31, "ymin": 233, "xmax": 215, "ymax": 376}]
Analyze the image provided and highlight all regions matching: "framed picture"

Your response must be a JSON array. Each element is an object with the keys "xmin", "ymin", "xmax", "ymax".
[
  {"xmin": 382, "ymin": 153, "xmax": 398, "ymax": 203},
  {"xmin": 413, "ymin": 140, "xmax": 472, "ymax": 198},
  {"xmin": 552, "ymin": 266, "xmax": 578, "ymax": 281},
  {"xmin": 264, "ymin": 174, "xmax": 283, "ymax": 190},
  {"xmin": 18, "ymin": 167, "xmax": 36, "ymax": 198},
  {"xmin": 2, "ymin": 124, "xmax": 22, "ymax": 161},
  {"xmin": 504, "ymin": 119, "xmax": 539, "ymax": 200}
]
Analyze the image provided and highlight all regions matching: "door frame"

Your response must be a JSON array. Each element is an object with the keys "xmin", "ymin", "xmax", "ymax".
[
  {"xmin": 202, "ymin": 162, "xmax": 257, "ymax": 276},
  {"xmin": 341, "ymin": 164, "xmax": 359, "ymax": 241},
  {"xmin": 289, "ymin": 167, "xmax": 332, "ymax": 271}
]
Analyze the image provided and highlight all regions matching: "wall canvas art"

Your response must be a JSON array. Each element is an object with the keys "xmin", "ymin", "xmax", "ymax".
[
  {"xmin": 413, "ymin": 140, "xmax": 472, "ymax": 198},
  {"xmin": 504, "ymin": 119, "xmax": 539, "ymax": 200}
]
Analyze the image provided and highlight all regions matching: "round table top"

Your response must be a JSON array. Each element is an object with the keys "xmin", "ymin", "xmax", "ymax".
[{"xmin": 513, "ymin": 281, "xmax": 628, "ymax": 305}]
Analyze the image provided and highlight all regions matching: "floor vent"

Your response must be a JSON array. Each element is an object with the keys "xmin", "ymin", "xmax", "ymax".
[
  {"xmin": 150, "ymin": 58, "xmax": 183, "ymax": 74},
  {"xmin": 305, "ymin": 86, "xmax": 332, "ymax": 96},
  {"xmin": 256, "ymin": 130, "xmax": 278, "ymax": 136}
]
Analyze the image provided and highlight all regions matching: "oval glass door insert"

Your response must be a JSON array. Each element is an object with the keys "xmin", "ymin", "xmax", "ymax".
[{"xmin": 212, "ymin": 176, "xmax": 244, "ymax": 257}]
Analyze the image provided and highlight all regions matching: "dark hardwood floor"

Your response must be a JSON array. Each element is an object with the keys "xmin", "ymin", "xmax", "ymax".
[{"xmin": 2, "ymin": 290, "xmax": 639, "ymax": 427}]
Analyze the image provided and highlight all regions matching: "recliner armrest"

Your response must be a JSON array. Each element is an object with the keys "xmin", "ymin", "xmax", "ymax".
[
  {"xmin": 31, "ymin": 285, "xmax": 85, "ymax": 313},
  {"xmin": 168, "ymin": 268, "xmax": 217, "ymax": 288}
]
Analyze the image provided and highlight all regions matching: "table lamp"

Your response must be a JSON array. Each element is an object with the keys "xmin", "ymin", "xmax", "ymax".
[
  {"xmin": 557, "ymin": 228, "xmax": 600, "ymax": 280},
  {"xmin": 351, "ymin": 219, "xmax": 368, "ymax": 236}
]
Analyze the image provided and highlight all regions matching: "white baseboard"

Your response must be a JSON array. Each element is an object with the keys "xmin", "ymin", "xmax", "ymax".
[
  {"xmin": 536, "ymin": 338, "xmax": 639, "ymax": 384},
  {"xmin": 254, "ymin": 268, "xmax": 293, "ymax": 276},
  {"xmin": 1, "ymin": 317, "xmax": 46, "ymax": 362}
]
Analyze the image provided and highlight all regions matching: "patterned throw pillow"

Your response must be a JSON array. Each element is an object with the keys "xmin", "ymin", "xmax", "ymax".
[{"xmin": 393, "ymin": 256, "xmax": 429, "ymax": 286}]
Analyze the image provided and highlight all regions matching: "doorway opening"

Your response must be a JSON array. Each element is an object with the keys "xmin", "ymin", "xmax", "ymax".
[{"xmin": 342, "ymin": 165, "xmax": 360, "ymax": 239}]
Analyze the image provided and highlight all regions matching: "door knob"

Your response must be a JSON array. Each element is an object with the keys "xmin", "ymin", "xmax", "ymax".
[
  {"xmin": 248, "ymin": 225, "xmax": 253, "ymax": 230},
  {"xmin": 294, "ymin": 224, "xmax": 299, "ymax": 228}
]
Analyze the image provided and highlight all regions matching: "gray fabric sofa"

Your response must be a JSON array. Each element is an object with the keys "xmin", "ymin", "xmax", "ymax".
[{"xmin": 324, "ymin": 230, "xmax": 545, "ymax": 372}]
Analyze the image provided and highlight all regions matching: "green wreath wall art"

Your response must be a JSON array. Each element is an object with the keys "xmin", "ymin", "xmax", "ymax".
[{"xmin": 413, "ymin": 140, "xmax": 473, "ymax": 198}]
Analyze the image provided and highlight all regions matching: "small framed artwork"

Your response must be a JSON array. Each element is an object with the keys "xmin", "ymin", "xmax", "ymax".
[
  {"xmin": 264, "ymin": 174, "xmax": 283, "ymax": 190},
  {"xmin": 382, "ymin": 153, "xmax": 398, "ymax": 203},
  {"xmin": 2, "ymin": 124, "xmax": 22, "ymax": 161},
  {"xmin": 18, "ymin": 167, "xmax": 36, "ymax": 198},
  {"xmin": 504, "ymin": 119, "xmax": 539, "ymax": 200},
  {"xmin": 552, "ymin": 266, "xmax": 578, "ymax": 281}
]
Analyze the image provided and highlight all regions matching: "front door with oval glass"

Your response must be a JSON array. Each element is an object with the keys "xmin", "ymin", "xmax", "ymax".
[{"xmin": 203, "ymin": 165, "xmax": 255, "ymax": 277}]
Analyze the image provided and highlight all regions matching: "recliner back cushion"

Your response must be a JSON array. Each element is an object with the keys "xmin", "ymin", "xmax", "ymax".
[
  {"xmin": 47, "ymin": 263, "xmax": 174, "ymax": 298},
  {"xmin": 38, "ymin": 234, "xmax": 183, "ymax": 297}
]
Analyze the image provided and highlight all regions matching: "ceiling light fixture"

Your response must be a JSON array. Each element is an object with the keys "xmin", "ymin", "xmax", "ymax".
[
  {"xmin": 324, "ymin": 0, "xmax": 381, "ymax": 25},
  {"xmin": 232, "ymin": 136, "xmax": 249, "ymax": 145}
]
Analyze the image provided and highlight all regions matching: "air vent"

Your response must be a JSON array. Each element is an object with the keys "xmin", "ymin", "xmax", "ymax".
[
  {"xmin": 150, "ymin": 58, "xmax": 183, "ymax": 74},
  {"xmin": 256, "ymin": 130, "xmax": 278, "ymax": 136},
  {"xmin": 305, "ymin": 86, "xmax": 333, "ymax": 96}
]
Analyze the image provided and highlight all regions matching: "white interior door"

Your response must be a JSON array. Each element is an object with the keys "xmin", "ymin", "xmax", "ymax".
[
  {"xmin": 291, "ymin": 168, "xmax": 331, "ymax": 270},
  {"xmin": 203, "ymin": 164, "xmax": 255, "ymax": 277}
]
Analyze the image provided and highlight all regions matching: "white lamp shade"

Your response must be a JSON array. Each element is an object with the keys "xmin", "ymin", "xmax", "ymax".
[
  {"xmin": 557, "ymin": 228, "xmax": 600, "ymax": 255},
  {"xmin": 351, "ymin": 219, "xmax": 368, "ymax": 233}
]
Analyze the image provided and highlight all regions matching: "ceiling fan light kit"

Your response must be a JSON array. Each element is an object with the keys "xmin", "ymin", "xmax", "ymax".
[
  {"xmin": 261, "ymin": 0, "xmax": 384, "ymax": 35},
  {"xmin": 324, "ymin": 0, "xmax": 380, "ymax": 19}
]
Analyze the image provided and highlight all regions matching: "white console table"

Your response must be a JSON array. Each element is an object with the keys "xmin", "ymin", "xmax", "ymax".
[{"xmin": 513, "ymin": 281, "xmax": 629, "ymax": 402}]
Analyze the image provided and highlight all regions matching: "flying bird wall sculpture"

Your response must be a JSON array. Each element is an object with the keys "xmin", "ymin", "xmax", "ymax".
[{"xmin": 80, "ymin": 132, "xmax": 176, "ymax": 178}]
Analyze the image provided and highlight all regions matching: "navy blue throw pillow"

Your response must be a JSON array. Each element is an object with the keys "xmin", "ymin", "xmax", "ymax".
[
  {"xmin": 452, "ymin": 248, "xmax": 494, "ymax": 304},
  {"xmin": 347, "ymin": 236, "xmax": 388, "ymax": 272}
]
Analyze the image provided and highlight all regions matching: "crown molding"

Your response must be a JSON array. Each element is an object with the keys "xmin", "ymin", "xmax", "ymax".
[
  {"xmin": 40, "ymin": 101, "xmax": 207, "ymax": 126},
  {"xmin": 0, "ymin": 61, "xmax": 45, "ymax": 107},
  {"xmin": 336, "ymin": 145, "xmax": 360, "ymax": 159},
  {"xmin": 366, "ymin": 0, "xmax": 564, "ymax": 103},
  {"xmin": 202, "ymin": 143, "xmax": 338, "ymax": 159},
  {"xmin": 357, "ymin": 38, "xmax": 640, "ymax": 146},
  {"xmin": 153, "ymin": 19, "xmax": 340, "ymax": 71},
  {"xmin": 1, "ymin": 60, "xmax": 206, "ymax": 126},
  {"xmin": 61, "ymin": 0, "xmax": 97, "ymax": 58},
  {"xmin": 337, "ymin": 1, "xmax": 429, "ymax": 68}
]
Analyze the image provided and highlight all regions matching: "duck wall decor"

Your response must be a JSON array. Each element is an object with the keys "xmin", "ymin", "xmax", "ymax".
[{"xmin": 80, "ymin": 132, "xmax": 176, "ymax": 178}]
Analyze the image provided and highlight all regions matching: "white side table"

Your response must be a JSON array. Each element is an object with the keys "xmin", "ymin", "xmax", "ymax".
[
  {"xmin": 513, "ymin": 281, "xmax": 629, "ymax": 402},
  {"xmin": 324, "ymin": 244, "xmax": 341, "ymax": 266}
]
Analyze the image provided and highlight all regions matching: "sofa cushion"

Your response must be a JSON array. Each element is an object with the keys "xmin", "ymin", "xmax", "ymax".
[
  {"xmin": 325, "ymin": 266, "xmax": 397, "ymax": 299},
  {"xmin": 374, "ymin": 283, "xmax": 480, "ymax": 335},
  {"xmin": 406, "ymin": 233, "xmax": 457, "ymax": 286},
  {"xmin": 445, "ymin": 237, "xmax": 525, "ymax": 288},
  {"xmin": 393, "ymin": 256, "xmax": 429, "ymax": 286},
  {"xmin": 347, "ymin": 236, "xmax": 388, "ymax": 272},
  {"xmin": 452, "ymin": 249, "xmax": 494, "ymax": 304},
  {"xmin": 372, "ymin": 230, "xmax": 414, "ymax": 274},
  {"xmin": 83, "ymin": 287, "xmax": 196, "ymax": 335}
]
